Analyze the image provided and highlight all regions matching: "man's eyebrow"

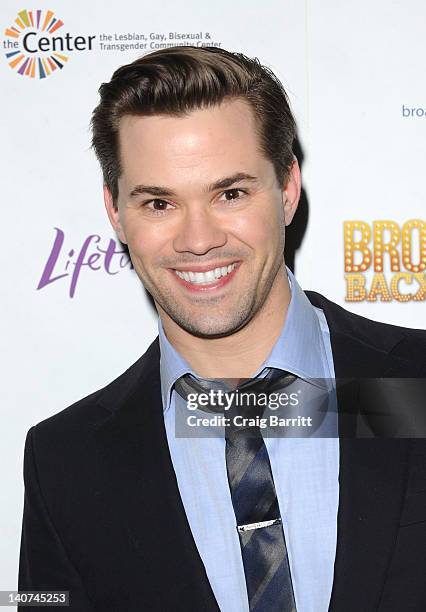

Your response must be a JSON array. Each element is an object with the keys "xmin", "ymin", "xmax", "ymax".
[{"xmin": 128, "ymin": 172, "xmax": 258, "ymax": 199}]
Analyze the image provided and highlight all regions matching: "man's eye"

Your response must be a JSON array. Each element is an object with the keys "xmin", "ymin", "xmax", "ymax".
[
  {"xmin": 221, "ymin": 189, "xmax": 246, "ymax": 201},
  {"xmin": 144, "ymin": 199, "xmax": 171, "ymax": 212}
]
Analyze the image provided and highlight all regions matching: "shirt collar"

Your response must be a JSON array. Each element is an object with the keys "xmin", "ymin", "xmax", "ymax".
[
  {"xmin": 259, "ymin": 267, "xmax": 328, "ymax": 380},
  {"xmin": 159, "ymin": 266, "xmax": 327, "ymax": 412},
  {"xmin": 158, "ymin": 319, "xmax": 192, "ymax": 413}
]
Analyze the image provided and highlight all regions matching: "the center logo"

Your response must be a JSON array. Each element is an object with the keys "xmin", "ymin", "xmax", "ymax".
[{"xmin": 3, "ymin": 9, "xmax": 95, "ymax": 79}]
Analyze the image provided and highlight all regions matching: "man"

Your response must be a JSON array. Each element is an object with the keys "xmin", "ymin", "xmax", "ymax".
[{"xmin": 19, "ymin": 46, "xmax": 426, "ymax": 611}]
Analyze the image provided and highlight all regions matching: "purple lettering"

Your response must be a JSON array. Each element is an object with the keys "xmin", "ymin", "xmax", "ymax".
[
  {"xmin": 65, "ymin": 249, "xmax": 74, "ymax": 271},
  {"xmin": 87, "ymin": 252, "xmax": 101, "ymax": 270},
  {"xmin": 97, "ymin": 239, "xmax": 128, "ymax": 275},
  {"xmin": 69, "ymin": 234, "xmax": 100, "ymax": 298},
  {"xmin": 120, "ymin": 253, "xmax": 133, "ymax": 268},
  {"xmin": 37, "ymin": 227, "xmax": 69, "ymax": 290},
  {"xmin": 38, "ymin": 229, "xmax": 133, "ymax": 298}
]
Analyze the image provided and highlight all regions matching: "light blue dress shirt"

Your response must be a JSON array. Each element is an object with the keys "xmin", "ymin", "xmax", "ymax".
[{"xmin": 160, "ymin": 268, "xmax": 339, "ymax": 612}]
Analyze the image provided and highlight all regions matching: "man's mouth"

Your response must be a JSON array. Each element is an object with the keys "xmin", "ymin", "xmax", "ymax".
[
  {"xmin": 174, "ymin": 263, "xmax": 237, "ymax": 285},
  {"xmin": 171, "ymin": 262, "xmax": 239, "ymax": 290}
]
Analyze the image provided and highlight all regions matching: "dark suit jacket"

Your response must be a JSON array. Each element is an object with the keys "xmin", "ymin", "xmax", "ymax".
[{"xmin": 18, "ymin": 292, "xmax": 426, "ymax": 611}]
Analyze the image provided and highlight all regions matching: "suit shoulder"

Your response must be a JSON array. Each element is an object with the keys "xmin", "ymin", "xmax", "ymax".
[
  {"xmin": 31, "ymin": 337, "xmax": 160, "ymax": 438},
  {"xmin": 306, "ymin": 290, "xmax": 426, "ymax": 373}
]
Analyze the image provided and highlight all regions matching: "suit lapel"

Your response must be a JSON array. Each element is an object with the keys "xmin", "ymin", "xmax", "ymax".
[
  {"xmin": 305, "ymin": 293, "xmax": 411, "ymax": 610},
  {"xmin": 93, "ymin": 341, "xmax": 219, "ymax": 610}
]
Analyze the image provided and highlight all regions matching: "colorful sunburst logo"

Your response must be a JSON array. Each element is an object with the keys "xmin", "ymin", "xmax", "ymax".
[{"xmin": 4, "ymin": 9, "xmax": 68, "ymax": 79}]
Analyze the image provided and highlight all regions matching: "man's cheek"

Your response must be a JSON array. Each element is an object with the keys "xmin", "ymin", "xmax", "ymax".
[{"xmin": 231, "ymin": 222, "xmax": 268, "ymax": 247}]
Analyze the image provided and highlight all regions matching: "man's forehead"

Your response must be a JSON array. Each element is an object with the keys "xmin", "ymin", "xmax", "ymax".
[
  {"xmin": 115, "ymin": 100, "xmax": 274, "ymax": 193},
  {"xmin": 117, "ymin": 98, "xmax": 259, "ymax": 146}
]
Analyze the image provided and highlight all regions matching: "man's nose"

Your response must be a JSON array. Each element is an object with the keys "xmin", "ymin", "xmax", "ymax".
[{"xmin": 173, "ymin": 207, "xmax": 227, "ymax": 255}]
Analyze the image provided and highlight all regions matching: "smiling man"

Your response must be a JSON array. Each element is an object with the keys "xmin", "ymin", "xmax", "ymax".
[
  {"xmin": 19, "ymin": 47, "xmax": 426, "ymax": 612},
  {"xmin": 106, "ymin": 98, "xmax": 300, "ymax": 377}
]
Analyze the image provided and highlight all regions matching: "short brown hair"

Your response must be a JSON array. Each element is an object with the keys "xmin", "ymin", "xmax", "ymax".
[{"xmin": 91, "ymin": 45, "xmax": 296, "ymax": 203}]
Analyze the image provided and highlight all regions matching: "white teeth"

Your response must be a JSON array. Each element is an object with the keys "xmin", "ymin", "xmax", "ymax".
[
  {"xmin": 205, "ymin": 270, "xmax": 216, "ymax": 282},
  {"xmin": 175, "ymin": 263, "xmax": 236, "ymax": 285}
]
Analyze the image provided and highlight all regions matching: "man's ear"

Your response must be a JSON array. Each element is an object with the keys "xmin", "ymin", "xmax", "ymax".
[
  {"xmin": 282, "ymin": 158, "xmax": 301, "ymax": 226},
  {"xmin": 103, "ymin": 185, "xmax": 127, "ymax": 244}
]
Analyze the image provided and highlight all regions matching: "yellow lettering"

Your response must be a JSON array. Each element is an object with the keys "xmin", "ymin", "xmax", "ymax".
[{"xmin": 367, "ymin": 273, "xmax": 392, "ymax": 302}]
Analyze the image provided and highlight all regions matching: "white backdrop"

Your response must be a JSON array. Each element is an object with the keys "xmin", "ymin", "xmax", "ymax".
[{"xmin": 1, "ymin": 0, "xmax": 425, "ymax": 600}]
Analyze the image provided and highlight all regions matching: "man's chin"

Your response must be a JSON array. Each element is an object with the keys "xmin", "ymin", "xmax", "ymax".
[{"xmin": 168, "ymin": 311, "xmax": 251, "ymax": 339}]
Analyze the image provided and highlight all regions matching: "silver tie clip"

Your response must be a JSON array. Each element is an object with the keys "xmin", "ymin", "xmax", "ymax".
[{"xmin": 237, "ymin": 518, "xmax": 282, "ymax": 532}]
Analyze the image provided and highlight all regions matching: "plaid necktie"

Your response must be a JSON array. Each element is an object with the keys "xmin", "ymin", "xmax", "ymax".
[{"xmin": 174, "ymin": 370, "xmax": 297, "ymax": 611}]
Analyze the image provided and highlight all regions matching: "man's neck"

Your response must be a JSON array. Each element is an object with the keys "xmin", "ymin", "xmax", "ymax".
[{"xmin": 159, "ymin": 267, "xmax": 291, "ymax": 379}]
